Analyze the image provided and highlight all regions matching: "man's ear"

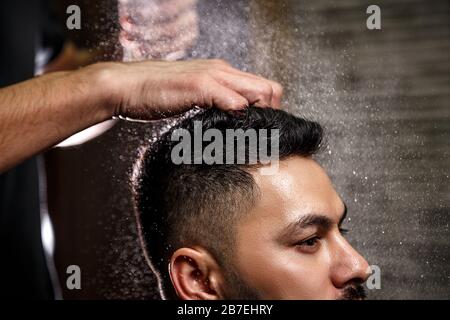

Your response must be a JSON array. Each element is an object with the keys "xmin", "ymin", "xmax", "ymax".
[{"xmin": 169, "ymin": 247, "xmax": 226, "ymax": 300}]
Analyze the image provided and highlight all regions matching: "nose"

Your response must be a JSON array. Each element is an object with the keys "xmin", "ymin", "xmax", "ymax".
[{"xmin": 330, "ymin": 236, "xmax": 370, "ymax": 289}]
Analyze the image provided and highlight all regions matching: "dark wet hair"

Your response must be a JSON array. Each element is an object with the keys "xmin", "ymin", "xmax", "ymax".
[{"xmin": 133, "ymin": 106, "xmax": 323, "ymax": 299}]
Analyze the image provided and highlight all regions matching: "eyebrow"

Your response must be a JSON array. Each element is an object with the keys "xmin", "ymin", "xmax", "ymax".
[{"xmin": 278, "ymin": 202, "xmax": 348, "ymax": 242}]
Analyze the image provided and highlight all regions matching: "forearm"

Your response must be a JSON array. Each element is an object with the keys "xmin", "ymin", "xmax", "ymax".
[
  {"xmin": 0, "ymin": 59, "xmax": 283, "ymax": 172},
  {"xmin": 0, "ymin": 64, "xmax": 112, "ymax": 172}
]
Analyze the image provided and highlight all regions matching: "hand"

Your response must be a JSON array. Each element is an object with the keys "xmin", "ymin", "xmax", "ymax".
[
  {"xmin": 95, "ymin": 59, "xmax": 283, "ymax": 120},
  {"xmin": 0, "ymin": 58, "xmax": 282, "ymax": 172},
  {"xmin": 119, "ymin": 0, "xmax": 200, "ymax": 60}
]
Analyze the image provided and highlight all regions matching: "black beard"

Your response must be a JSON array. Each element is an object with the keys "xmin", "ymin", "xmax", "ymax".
[{"xmin": 339, "ymin": 284, "xmax": 367, "ymax": 300}]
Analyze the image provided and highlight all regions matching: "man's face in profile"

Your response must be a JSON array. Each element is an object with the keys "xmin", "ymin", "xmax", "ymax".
[
  {"xmin": 140, "ymin": 107, "xmax": 370, "ymax": 300},
  {"xmin": 227, "ymin": 156, "xmax": 370, "ymax": 299}
]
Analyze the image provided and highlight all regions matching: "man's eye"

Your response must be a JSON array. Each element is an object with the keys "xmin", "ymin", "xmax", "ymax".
[
  {"xmin": 296, "ymin": 236, "xmax": 321, "ymax": 253},
  {"xmin": 303, "ymin": 238, "xmax": 319, "ymax": 246},
  {"xmin": 339, "ymin": 228, "xmax": 349, "ymax": 235}
]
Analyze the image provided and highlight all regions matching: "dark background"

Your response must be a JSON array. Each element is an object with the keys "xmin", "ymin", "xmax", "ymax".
[{"xmin": 46, "ymin": 0, "xmax": 449, "ymax": 299}]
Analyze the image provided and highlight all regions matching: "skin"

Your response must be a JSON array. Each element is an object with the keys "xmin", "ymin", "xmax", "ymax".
[
  {"xmin": 0, "ymin": 59, "xmax": 282, "ymax": 173},
  {"xmin": 170, "ymin": 156, "xmax": 370, "ymax": 300}
]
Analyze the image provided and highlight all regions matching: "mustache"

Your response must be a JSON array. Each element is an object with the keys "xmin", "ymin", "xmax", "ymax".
[{"xmin": 339, "ymin": 284, "xmax": 367, "ymax": 300}]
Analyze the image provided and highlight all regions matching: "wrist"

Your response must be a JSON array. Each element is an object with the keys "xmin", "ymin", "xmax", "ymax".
[{"xmin": 78, "ymin": 62, "xmax": 123, "ymax": 120}]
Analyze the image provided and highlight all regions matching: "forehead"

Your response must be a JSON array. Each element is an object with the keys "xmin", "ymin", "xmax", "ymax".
[{"xmin": 245, "ymin": 156, "xmax": 344, "ymax": 228}]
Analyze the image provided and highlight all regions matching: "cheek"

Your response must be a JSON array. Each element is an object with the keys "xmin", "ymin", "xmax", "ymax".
[{"xmin": 234, "ymin": 239, "xmax": 335, "ymax": 299}]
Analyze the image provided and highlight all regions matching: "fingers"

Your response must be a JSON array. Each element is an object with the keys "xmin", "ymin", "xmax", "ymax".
[
  {"xmin": 194, "ymin": 59, "xmax": 283, "ymax": 110},
  {"xmin": 217, "ymin": 65, "xmax": 283, "ymax": 108},
  {"xmin": 195, "ymin": 76, "xmax": 249, "ymax": 111},
  {"xmin": 114, "ymin": 58, "xmax": 283, "ymax": 120},
  {"xmin": 271, "ymin": 82, "xmax": 283, "ymax": 108},
  {"xmin": 211, "ymin": 87, "xmax": 249, "ymax": 111},
  {"xmin": 210, "ymin": 70, "xmax": 274, "ymax": 108},
  {"xmin": 266, "ymin": 79, "xmax": 283, "ymax": 108}
]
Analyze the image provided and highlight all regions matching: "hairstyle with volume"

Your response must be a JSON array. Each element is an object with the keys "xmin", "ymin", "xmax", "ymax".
[{"xmin": 133, "ymin": 106, "xmax": 323, "ymax": 299}]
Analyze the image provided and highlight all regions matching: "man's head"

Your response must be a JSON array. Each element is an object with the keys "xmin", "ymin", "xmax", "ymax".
[{"xmin": 133, "ymin": 106, "xmax": 369, "ymax": 300}]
